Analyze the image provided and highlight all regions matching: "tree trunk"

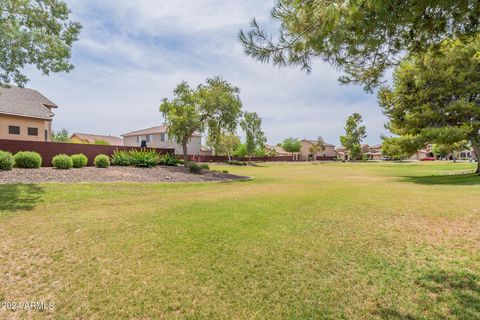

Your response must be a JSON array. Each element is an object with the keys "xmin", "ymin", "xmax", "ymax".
[
  {"xmin": 248, "ymin": 154, "xmax": 252, "ymax": 162},
  {"xmin": 182, "ymin": 143, "xmax": 188, "ymax": 167},
  {"xmin": 227, "ymin": 152, "xmax": 231, "ymax": 162},
  {"xmin": 472, "ymin": 139, "xmax": 480, "ymax": 174}
]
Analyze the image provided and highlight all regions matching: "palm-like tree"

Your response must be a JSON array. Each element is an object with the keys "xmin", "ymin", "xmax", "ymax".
[{"xmin": 309, "ymin": 136, "xmax": 326, "ymax": 161}]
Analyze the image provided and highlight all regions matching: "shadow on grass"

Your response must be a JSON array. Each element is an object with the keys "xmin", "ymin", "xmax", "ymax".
[
  {"xmin": 400, "ymin": 173, "xmax": 480, "ymax": 185},
  {"xmin": 0, "ymin": 184, "xmax": 44, "ymax": 214},
  {"xmin": 373, "ymin": 269, "xmax": 480, "ymax": 319}
]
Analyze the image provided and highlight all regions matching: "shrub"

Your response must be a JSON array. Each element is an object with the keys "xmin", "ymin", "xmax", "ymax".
[
  {"xmin": 71, "ymin": 154, "xmax": 88, "ymax": 168},
  {"xmin": 199, "ymin": 164, "xmax": 210, "ymax": 170},
  {"xmin": 227, "ymin": 160, "xmax": 247, "ymax": 166},
  {"xmin": 52, "ymin": 154, "xmax": 73, "ymax": 169},
  {"xmin": 111, "ymin": 150, "xmax": 132, "ymax": 166},
  {"xmin": 94, "ymin": 154, "xmax": 110, "ymax": 168},
  {"xmin": 222, "ymin": 170, "xmax": 229, "ymax": 174},
  {"xmin": 159, "ymin": 153, "xmax": 181, "ymax": 166},
  {"xmin": 0, "ymin": 151, "xmax": 14, "ymax": 171},
  {"xmin": 188, "ymin": 162, "xmax": 201, "ymax": 174},
  {"xmin": 14, "ymin": 151, "xmax": 42, "ymax": 168},
  {"xmin": 128, "ymin": 149, "xmax": 160, "ymax": 168}
]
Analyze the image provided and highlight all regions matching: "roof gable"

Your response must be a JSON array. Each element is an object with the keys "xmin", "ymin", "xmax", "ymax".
[{"xmin": 0, "ymin": 86, "xmax": 57, "ymax": 120}]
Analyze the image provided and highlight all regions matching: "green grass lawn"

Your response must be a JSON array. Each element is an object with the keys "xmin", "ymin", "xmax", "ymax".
[{"xmin": 1, "ymin": 162, "xmax": 479, "ymax": 319}]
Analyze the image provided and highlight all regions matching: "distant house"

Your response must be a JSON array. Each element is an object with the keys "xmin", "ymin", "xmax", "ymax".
[
  {"xmin": 70, "ymin": 133, "xmax": 123, "ymax": 146},
  {"xmin": 264, "ymin": 144, "xmax": 293, "ymax": 157},
  {"xmin": 122, "ymin": 125, "xmax": 202, "ymax": 155},
  {"xmin": 336, "ymin": 144, "xmax": 383, "ymax": 160},
  {"xmin": 0, "ymin": 86, "xmax": 57, "ymax": 142},
  {"xmin": 299, "ymin": 139, "xmax": 336, "ymax": 160}
]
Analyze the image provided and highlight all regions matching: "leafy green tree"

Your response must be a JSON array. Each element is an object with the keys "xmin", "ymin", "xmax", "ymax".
[
  {"xmin": 51, "ymin": 128, "xmax": 70, "ymax": 143},
  {"xmin": 233, "ymin": 143, "xmax": 248, "ymax": 158},
  {"xmin": 94, "ymin": 139, "xmax": 110, "ymax": 146},
  {"xmin": 0, "ymin": 0, "xmax": 81, "ymax": 86},
  {"xmin": 240, "ymin": 111, "xmax": 266, "ymax": 161},
  {"xmin": 208, "ymin": 132, "xmax": 240, "ymax": 161},
  {"xmin": 308, "ymin": 136, "xmax": 326, "ymax": 161},
  {"xmin": 240, "ymin": 1, "xmax": 480, "ymax": 91},
  {"xmin": 378, "ymin": 37, "xmax": 480, "ymax": 173},
  {"xmin": 160, "ymin": 77, "xmax": 243, "ymax": 165},
  {"xmin": 282, "ymin": 138, "xmax": 301, "ymax": 158},
  {"xmin": 340, "ymin": 113, "xmax": 367, "ymax": 160},
  {"xmin": 381, "ymin": 135, "xmax": 419, "ymax": 160}
]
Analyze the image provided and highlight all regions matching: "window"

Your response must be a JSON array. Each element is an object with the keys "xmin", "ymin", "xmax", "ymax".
[
  {"xmin": 146, "ymin": 135, "xmax": 152, "ymax": 143},
  {"xmin": 45, "ymin": 130, "xmax": 48, "ymax": 142},
  {"xmin": 136, "ymin": 136, "xmax": 140, "ymax": 143},
  {"xmin": 28, "ymin": 127, "xmax": 38, "ymax": 136},
  {"xmin": 160, "ymin": 133, "xmax": 166, "ymax": 142},
  {"xmin": 9, "ymin": 125, "xmax": 20, "ymax": 135}
]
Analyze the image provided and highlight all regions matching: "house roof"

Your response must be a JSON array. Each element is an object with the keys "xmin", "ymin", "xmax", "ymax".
[
  {"xmin": 301, "ymin": 139, "xmax": 335, "ymax": 147},
  {"xmin": 0, "ymin": 86, "xmax": 57, "ymax": 120},
  {"xmin": 265, "ymin": 144, "xmax": 292, "ymax": 154},
  {"xmin": 71, "ymin": 133, "xmax": 123, "ymax": 146},
  {"xmin": 122, "ymin": 125, "xmax": 201, "ymax": 138}
]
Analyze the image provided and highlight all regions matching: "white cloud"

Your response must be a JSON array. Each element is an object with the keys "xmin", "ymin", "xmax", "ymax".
[{"xmin": 25, "ymin": 0, "xmax": 388, "ymax": 146}]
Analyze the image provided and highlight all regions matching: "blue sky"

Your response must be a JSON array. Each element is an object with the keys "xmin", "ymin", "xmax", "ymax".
[{"xmin": 26, "ymin": 0, "xmax": 388, "ymax": 146}]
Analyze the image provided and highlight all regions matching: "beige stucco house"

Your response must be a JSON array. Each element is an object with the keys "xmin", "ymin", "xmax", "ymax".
[
  {"xmin": 299, "ymin": 139, "xmax": 336, "ymax": 160},
  {"xmin": 70, "ymin": 133, "xmax": 123, "ymax": 146},
  {"xmin": 122, "ymin": 125, "xmax": 202, "ymax": 155},
  {"xmin": 0, "ymin": 86, "xmax": 57, "ymax": 142}
]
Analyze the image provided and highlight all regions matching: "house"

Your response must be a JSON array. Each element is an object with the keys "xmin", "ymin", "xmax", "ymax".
[
  {"xmin": 299, "ymin": 139, "xmax": 336, "ymax": 160},
  {"xmin": 336, "ymin": 144, "xmax": 382, "ymax": 160},
  {"xmin": 409, "ymin": 145, "xmax": 434, "ymax": 160},
  {"xmin": 264, "ymin": 144, "xmax": 295, "ymax": 157},
  {"xmin": 70, "ymin": 133, "xmax": 123, "ymax": 146},
  {"xmin": 122, "ymin": 125, "xmax": 202, "ymax": 155},
  {"xmin": 0, "ymin": 86, "xmax": 57, "ymax": 142}
]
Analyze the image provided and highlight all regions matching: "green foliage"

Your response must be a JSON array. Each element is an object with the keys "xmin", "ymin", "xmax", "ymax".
[
  {"xmin": 378, "ymin": 36, "xmax": 480, "ymax": 172},
  {"xmin": 159, "ymin": 153, "xmax": 181, "ymax": 167},
  {"xmin": 160, "ymin": 77, "xmax": 243, "ymax": 164},
  {"xmin": 381, "ymin": 136, "xmax": 418, "ymax": 160},
  {"xmin": 52, "ymin": 154, "xmax": 73, "ymax": 169},
  {"xmin": 14, "ymin": 151, "xmax": 42, "ymax": 168},
  {"xmin": 0, "ymin": 0, "xmax": 81, "ymax": 86},
  {"xmin": 128, "ymin": 149, "xmax": 160, "ymax": 168},
  {"xmin": 282, "ymin": 138, "xmax": 301, "ymax": 154},
  {"xmin": 111, "ymin": 150, "xmax": 132, "ymax": 166},
  {"xmin": 93, "ymin": 139, "xmax": 110, "ymax": 145},
  {"xmin": 233, "ymin": 143, "xmax": 248, "ymax": 157},
  {"xmin": 208, "ymin": 132, "xmax": 240, "ymax": 160},
  {"xmin": 199, "ymin": 164, "xmax": 210, "ymax": 170},
  {"xmin": 340, "ymin": 113, "xmax": 367, "ymax": 160},
  {"xmin": 71, "ymin": 154, "xmax": 88, "ymax": 168},
  {"xmin": 94, "ymin": 154, "xmax": 110, "ymax": 168},
  {"xmin": 222, "ymin": 170, "xmax": 229, "ymax": 174},
  {"xmin": 0, "ymin": 151, "xmax": 14, "ymax": 171},
  {"xmin": 187, "ymin": 162, "xmax": 201, "ymax": 174},
  {"xmin": 308, "ymin": 137, "xmax": 326, "ymax": 160},
  {"xmin": 51, "ymin": 128, "xmax": 71, "ymax": 143},
  {"xmin": 240, "ymin": 111, "xmax": 266, "ymax": 160},
  {"xmin": 240, "ymin": 1, "xmax": 480, "ymax": 91}
]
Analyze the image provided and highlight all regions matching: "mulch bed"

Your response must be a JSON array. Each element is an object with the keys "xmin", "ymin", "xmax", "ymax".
[{"xmin": 0, "ymin": 166, "xmax": 247, "ymax": 184}]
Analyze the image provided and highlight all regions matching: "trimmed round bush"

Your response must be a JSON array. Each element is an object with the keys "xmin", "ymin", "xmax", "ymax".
[
  {"xmin": 0, "ymin": 151, "xmax": 15, "ymax": 171},
  {"xmin": 188, "ymin": 162, "xmax": 201, "ymax": 174},
  {"xmin": 71, "ymin": 154, "xmax": 88, "ymax": 168},
  {"xmin": 52, "ymin": 154, "xmax": 73, "ymax": 169},
  {"xmin": 14, "ymin": 151, "xmax": 42, "ymax": 169},
  {"xmin": 199, "ymin": 164, "xmax": 210, "ymax": 170},
  {"xmin": 94, "ymin": 154, "xmax": 110, "ymax": 168}
]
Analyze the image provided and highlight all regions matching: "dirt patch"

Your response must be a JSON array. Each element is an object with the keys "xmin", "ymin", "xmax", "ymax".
[{"xmin": 0, "ymin": 166, "xmax": 247, "ymax": 184}]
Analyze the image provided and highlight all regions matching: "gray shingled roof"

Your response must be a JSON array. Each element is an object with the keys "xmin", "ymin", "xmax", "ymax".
[{"xmin": 0, "ymin": 86, "xmax": 57, "ymax": 120}]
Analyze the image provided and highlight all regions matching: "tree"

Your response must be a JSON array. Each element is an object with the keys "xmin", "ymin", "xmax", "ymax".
[
  {"xmin": 0, "ymin": 0, "xmax": 81, "ymax": 87},
  {"xmin": 94, "ymin": 139, "xmax": 110, "ymax": 146},
  {"xmin": 51, "ymin": 128, "xmax": 70, "ymax": 143},
  {"xmin": 239, "ymin": 1, "xmax": 480, "ymax": 91},
  {"xmin": 240, "ymin": 111, "xmax": 266, "ymax": 161},
  {"xmin": 431, "ymin": 141, "xmax": 469, "ymax": 162},
  {"xmin": 160, "ymin": 77, "xmax": 243, "ymax": 165},
  {"xmin": 308, "ymin": 137, "xmax": 326, "ymax": 162},
  {"xmin": 233, "ymin": 143, "xmax": 248, "ymax": 158},
  {"xmin": 208, "ymin": 132, "xmax": 240, "ymax": 161},
  {"xmin": 340, "ymin": 113, "xmax": 367, "ymax": 160},
  {"xmin": 381, "ymin": 135, "xmax": 419, "ymax": 160},
  {"xmin": 378, "ymin": 37, "xmax": 480, "ymax": 173},
  {"xmin": 282, "ymin": 138, "xmax": 301, "ymax": 158}
]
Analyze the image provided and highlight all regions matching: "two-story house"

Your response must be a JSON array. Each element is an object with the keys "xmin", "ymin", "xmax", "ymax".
[
  {"xmin": 0, "ymin": 86, "xmax": 57, "ymax": 142},
  {"xmin": 122, "ymin": 125, "xmax": 202, "ymax": 155}
]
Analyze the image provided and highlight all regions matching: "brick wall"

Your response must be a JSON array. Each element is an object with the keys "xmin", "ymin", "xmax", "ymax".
[{"xmin": 0, "ymin": 139, "xmax": 174, "ymax": 167}]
